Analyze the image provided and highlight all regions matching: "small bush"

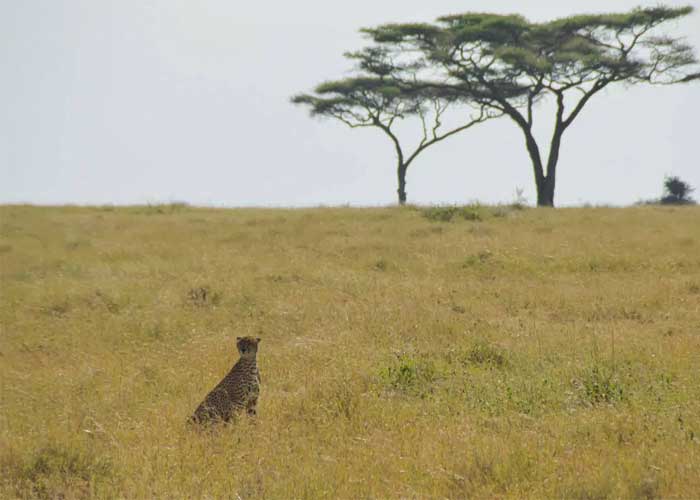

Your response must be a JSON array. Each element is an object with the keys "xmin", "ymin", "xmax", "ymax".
[
  {"xmin": 660, "ymin": 176, "xmax": 695, "ymax": 205},
  {"xmin": 378, "ymin": 354, "xmax": 438, "ymax": 397},
  {"xmin": 464, "ymin": 342, "xmax": 508, "ymax": 368},
  {"xmin": 462, "ymin": 250, "xmax": 493, "ymax": 268},
  {"xmin": 421, "ymin": 205, "xmax": 484, "ymax": 222},
  {"xmin": 138, "ymin": 202, "xmax": 190, "ymax": 215},
  {"xmin": 65, "ymin": 238, "xmax": 91, "ymax": 251},
  {"xmin": 575, "ymin": 366, "xmax": 626, "ymax": 406},
  {"xmin": 42, "ymin": 301, "xmax": 71, "ymax": 318},
  {"xmin": 88, "ymin": 290, "xmax": 121, "ymax": 314},
  {"xmin": 510, "ymin": 187, "xmax": 529, "ymax": 210},
  {"xmin": 374, "ymin": 258, "xmax": 389, "ymax": 271},
  {"xmin": 630, "ymin": 476, "xmax": 661, "ymax": 500},
  {"xmin": 640, "ymin": 176, "xmax": 697, "ymax": 205},
  {"xmin": 266, "ymin": 274, "xmax": 302, "ymax": 284},
  {"xmin": 460, "ymin": 207, "xmax": 483, "ymax": 221},
  {"xmin": 188, "ymin": 286, "xmax": 222, "ymax": 307},
  {"xmin": 422, "ymin": 206, "xmax": 458, "ymax": 222}
]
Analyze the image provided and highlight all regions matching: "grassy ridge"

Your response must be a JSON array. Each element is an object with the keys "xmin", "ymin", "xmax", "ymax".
[{"xmin": 1, "ymin": 204, "xmax": 699, "ymax": 498}]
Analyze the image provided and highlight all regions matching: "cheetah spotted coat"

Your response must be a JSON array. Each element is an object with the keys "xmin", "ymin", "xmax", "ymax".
[{"xmin": 190, "ymin": 337, "xmax": 261, "ymax": 424}]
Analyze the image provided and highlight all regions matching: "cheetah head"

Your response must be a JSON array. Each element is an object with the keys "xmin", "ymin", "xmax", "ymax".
[{"xmin": 236, "ymin": 336, "xmax": 261, "ymax": 357}]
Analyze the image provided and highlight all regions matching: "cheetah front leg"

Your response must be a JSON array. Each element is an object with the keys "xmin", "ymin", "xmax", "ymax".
[{"xmin": 246, "ymin": 396, "xmax": 258, "ymax": 417}]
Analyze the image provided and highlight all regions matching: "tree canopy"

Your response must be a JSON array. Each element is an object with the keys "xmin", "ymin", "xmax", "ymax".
[
  {"xmin": 360, "ymin": 6, "xmax": 699, "ymax": 206},
  {"xmin": 292, "ymin": 45, "xmax": 498, "ymax": 204}
]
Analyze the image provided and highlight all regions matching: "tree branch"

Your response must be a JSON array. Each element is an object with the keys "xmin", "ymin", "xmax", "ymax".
[
  {"xmin": 404, "ymin": 106, "xmax": 497, "ymax": 167},
  {"xmin": 562, "ymin": 78, "xmax": 609, "ymax": 129}
]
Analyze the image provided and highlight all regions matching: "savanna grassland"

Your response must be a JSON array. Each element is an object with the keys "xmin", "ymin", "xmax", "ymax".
[{"xmin": 1, "ymin": 204, "xmax": 699, "ymax": 499}]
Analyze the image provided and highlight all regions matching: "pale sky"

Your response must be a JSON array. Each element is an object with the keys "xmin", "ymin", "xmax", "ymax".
[{"xmin": 1, "ymin": 0, "xmax": 699, "ymax": 207}]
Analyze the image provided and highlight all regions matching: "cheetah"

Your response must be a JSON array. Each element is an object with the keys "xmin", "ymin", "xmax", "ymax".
[{"xmin": 189, "ymin": 336, "xmax": 261, "ymax": 424}]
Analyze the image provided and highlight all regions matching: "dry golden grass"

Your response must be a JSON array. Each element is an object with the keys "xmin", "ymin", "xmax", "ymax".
[{"xmin": 1, "ymin": 204, "xmax": 699, "ymax": 499}]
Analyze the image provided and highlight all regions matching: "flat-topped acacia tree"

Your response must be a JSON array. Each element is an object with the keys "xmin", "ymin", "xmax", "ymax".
[
  {"xmin": 292, "ymin": 46, "xmax": 500, "ymax": 205},
  {"xmin": 364, "ymin": 6, "xmax": 699, "ymax": 206}
]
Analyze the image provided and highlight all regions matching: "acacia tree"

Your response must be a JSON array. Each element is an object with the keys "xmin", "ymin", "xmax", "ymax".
[
  {"xmin": 292, "ymin": 47, "xmax": 498, "ymax": 204},
  {"xmin": 363, "ymin": 6, "xmax": 699, "ymax": 206},
  {"xmin": 661, "ymin": 175, "xmax": 695, "ymax": 204}
]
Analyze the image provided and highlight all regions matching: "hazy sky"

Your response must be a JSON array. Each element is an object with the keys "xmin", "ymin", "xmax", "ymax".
[{"xmin": 2, "ymin": 0, "xmax": 699, "ymax": 207}]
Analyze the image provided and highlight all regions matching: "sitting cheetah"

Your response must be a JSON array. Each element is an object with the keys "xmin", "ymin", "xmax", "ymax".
[{"xmin": 189, "ymin": 336, "xmax": 261, "ymax": 424}]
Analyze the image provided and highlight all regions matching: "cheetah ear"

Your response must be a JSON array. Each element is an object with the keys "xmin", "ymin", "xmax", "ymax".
[
  {"xmin": 256, "ymin": 337, "xmax": 261, "ymax": 343},
  {"xmin": 236, "ymin": 337, "xmax": 242, "ymax": 341}
]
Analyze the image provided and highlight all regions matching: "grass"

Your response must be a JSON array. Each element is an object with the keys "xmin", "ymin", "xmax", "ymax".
[{"xmin": 1, "ymin": 203, "xmax": 699, "ymax": 498}]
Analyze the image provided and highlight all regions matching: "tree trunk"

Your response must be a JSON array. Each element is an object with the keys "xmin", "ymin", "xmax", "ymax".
[
  {"xmin": 540, "ymin": 127, "xmax": 564, "ymax": 208},
  {"xmin": 397, "ymin": 163, "xmax": 407, "ymax": 205},
  {"xmin": 536, "ymin": 177, "xmax": 555, "ymax": 207},
  {"xmin": 522, "ymin": 124, "xmax": 563, "ymax": 208},
  {"xmin": 521, "ymin": 129, "xmax": 554, "ymax": 207}
]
